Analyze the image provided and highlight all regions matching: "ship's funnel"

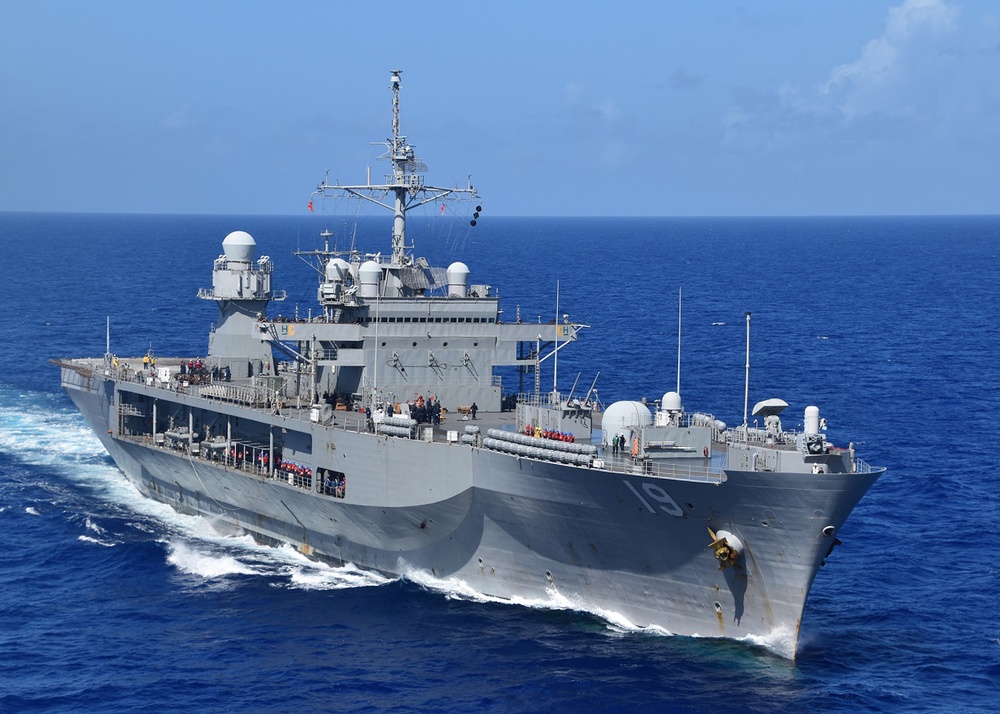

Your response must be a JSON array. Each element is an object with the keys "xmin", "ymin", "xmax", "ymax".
[
  {"xmin": 447, "ymin": 261, "xmax": 470, "ymax": 298},
  {"xmin": 222, "ymin": 230, "xmax": 256, "ymax": 263}
]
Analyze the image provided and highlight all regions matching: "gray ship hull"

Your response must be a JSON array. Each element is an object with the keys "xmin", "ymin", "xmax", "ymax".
[{"xmin": 62, "ymin": 366, "xmax": 880, "ymax": 658}]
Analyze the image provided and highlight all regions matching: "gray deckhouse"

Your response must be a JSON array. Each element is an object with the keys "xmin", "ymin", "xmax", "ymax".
[{"xmin": 201, "ymin": 71, "xmax": 582, "ymax": 414}]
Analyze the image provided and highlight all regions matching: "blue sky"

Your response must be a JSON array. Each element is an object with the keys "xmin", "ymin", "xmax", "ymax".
[{"xmin": 2, "ymin": 0, "xmax": 998, "ymax": 217}]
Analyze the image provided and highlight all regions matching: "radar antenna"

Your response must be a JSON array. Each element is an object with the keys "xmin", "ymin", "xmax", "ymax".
[{"xmin": 314, "ymin": 70, "xmax": 480, "ymax": 268}]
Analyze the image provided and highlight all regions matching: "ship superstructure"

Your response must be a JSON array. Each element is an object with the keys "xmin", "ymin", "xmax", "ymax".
[{"xmin": 55, "ymin": 71, "xmax": 883, "ymax": 659}]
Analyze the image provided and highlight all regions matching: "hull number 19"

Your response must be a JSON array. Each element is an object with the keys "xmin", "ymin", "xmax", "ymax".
[{"xmin": 623, "ymin": 480, "xmax": 684, "ymax": 517}]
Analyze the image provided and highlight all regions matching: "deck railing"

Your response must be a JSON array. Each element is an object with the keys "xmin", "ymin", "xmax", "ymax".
[{"xmin": 854, "ymin": 457, "xmax": 877, "ymax": 474}]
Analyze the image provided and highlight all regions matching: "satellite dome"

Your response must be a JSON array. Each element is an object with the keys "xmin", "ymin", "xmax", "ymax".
[
  {"xmin": 325, "ymin": 258, "xmax": 351, "ymax": 282},
  {"xmin": 601, "ymin": 400, "xmax": 653, "ymax": 443},
  {"xmin": 359, "ymin": 260, "xmax": 380, "ymax": 282},
  {"xmin": 358, "ymin": 260, "xmax": 381, "ymax": 298},
  {"xmin": 447, "ymin": 261, "xmax": 469, "ymax": 279},
  {"xmin": 661, "ymin": 391, "xmax": 682, "ymax": 411},
  {"xmin": 447, "ymin": 261, "xmax": 470, "ymax": 297},
  {"xmin": 222, "ymin": 230, "xmax": 256, "ymax": 262}
]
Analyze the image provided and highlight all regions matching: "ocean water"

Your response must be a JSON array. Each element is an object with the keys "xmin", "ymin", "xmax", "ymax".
[{"xmin": 1, "ymin": 212, "xmax": 998, "ymax": 713}]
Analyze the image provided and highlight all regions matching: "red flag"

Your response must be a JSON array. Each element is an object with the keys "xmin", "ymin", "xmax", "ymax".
[{"xmin": 308, "ymin": 200, "xmax": 313, "ymax": 212}]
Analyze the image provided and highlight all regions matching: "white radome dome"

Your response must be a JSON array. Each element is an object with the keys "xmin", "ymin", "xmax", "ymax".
[
  {"xmin": 601, "ymin": 400, "xmax": 653, "ymax": 443},
  {"xmin": 447, "ymin": 261, "xmax": 470, "ymax": 297},
  {"xmin": 661, "ymin": 391, "xmax": 682, "ymax": 411},
  {"xmin": 358, "ymin": 260, "xmax": 381, "ymax": 298},
  {"xmin": 325, "ymin": 258, "xmax": 351, "ymax": 282},
  {"xmin": 222, "ymin": 230, "xmax": 256, "ymax": 262},
  {"xmin": 359, "ymin": 260, "xmax": 381, "ymax": 283}
]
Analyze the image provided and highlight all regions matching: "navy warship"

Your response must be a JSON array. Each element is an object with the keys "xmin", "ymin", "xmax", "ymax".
[{"xmin": 54, "ymin": 71, "xmax": 883, "ymax": 659}]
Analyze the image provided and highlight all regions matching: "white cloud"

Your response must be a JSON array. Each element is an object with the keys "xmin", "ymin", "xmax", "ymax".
[
  {"xmin": 722, "ymin": 0, "xmax": 965, "ymax": 152},
  {"xmin": 820, "ymin": 0, "xmax": 959, "ymax": 118}
]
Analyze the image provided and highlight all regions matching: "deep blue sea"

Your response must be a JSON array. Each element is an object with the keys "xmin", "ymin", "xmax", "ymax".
[{"xmin": 1, "ymin": 212, "xmax": 998, "ymax": 713}]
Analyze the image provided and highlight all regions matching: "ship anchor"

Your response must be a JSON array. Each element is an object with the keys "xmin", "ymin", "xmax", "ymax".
[{"xmin": 707, "ymin": 527, "xmax": 744, "ymax": 569}]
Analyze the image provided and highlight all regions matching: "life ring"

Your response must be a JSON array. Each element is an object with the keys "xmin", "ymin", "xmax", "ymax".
[{"xmin": 703, "ymin": 446, "xmax": 709, "ymax": 457}]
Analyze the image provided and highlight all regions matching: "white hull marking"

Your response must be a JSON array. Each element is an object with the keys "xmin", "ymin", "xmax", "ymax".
[{"xmin": 623, "ymin": 480, "xmax": 684, "ymax": 517}]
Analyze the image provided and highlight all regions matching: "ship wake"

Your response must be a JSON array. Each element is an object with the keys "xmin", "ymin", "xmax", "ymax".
[
  {"xmin": 400, "ymin": 563, "xmax": 797, "ymax": 658},
  {"xmin": 0, "ymin": 389, "xmax": 392, "ymax": 593},
  {"xmin": 399, "ymin": 563, "xmax": 673, "ymax": 638}
]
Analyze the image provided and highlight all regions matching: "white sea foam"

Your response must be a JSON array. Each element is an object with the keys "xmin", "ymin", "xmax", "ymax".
[
  {"xmin": 25, "ymin": 506, "xmax": 40, "ymax": 516},
  {"xmin": 157, "ymin": 512, "xmax": 393, "ymax": 590},
  {"xmin": 78, "ymin": 535, "xmax": 116, "ymax": 548},
  {"xmin": 401, "ymin": 564, "xmax": 803, "ymax": 651},
  {"xmin": 0, "ymin": 394, "xmax": 113, "ymax": 469},
  {"xmin": 738, "ymin": 625, "xmax": 797, "ymax": 659},
  {"xmin": 399, "ymin": 564, "xmax": 672, "ymax": 638},
  {"xmin": 166, "ymin": 539, "xmax": 257, "ymax": 578},
  {"xmin": 401, "ymin": 565, "xmax": 521, "ymax": 606},
  {"xmin": 284, "ymin": 555, "xmax": 392, "ymax": 591},
  {"xmin": 135, "ymin": 487, "xmax": 391, "ymax": 591},
  {"xmin": 1, "ymin": 391, "xmax": 390, "ymax": 593},
  {"xmin": 84, "ymin": 516, "xmax": 106, "ymax": 535}
]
